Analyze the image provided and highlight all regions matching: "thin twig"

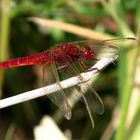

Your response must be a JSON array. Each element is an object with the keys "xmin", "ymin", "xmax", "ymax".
[{"xmin": 0, "ymin": 56, "xmax": 118, "ymax": 109}]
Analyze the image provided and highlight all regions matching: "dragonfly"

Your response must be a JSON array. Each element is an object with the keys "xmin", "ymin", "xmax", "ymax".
[{"xmin": 0, "ymin": 37, "xmax": 136, "ymax": 127}]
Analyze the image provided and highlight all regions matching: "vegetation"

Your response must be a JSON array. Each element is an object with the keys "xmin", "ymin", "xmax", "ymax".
[{"xmin": 0, "ymin": 0, "xmax": 140, "ymax": 140}]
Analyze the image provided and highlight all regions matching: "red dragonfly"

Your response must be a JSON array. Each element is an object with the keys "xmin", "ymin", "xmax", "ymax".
[{"xmin": 0, "ymin": 37, "xmax": 135, "ymax": 127}]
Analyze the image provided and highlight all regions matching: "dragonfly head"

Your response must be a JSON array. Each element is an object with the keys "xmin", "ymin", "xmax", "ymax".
[{"xmin": 81, "ymin": 46, "xmax": 94, "ymax": 61}]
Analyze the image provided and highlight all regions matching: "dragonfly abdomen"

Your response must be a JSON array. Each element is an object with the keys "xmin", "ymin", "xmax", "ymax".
[{"xmin": 0, "ymin": 51, "xmax": 50, "ymax": 69}]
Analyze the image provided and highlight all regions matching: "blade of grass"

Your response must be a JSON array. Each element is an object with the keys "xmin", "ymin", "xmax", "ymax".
[
  {"xmin": 115, "ymin": 42, "xmax": 138, "ymax": 140},
  {"xmin": 128, "ymin": 92, "xmax": 140, "ymax": 139},
  {"xmin": 0, "ymin": 0, "xmax": 11, "ymax": 96}
]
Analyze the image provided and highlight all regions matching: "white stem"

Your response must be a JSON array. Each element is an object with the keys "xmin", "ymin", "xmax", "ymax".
[{"xmin": 0, "ymin": 56, "xmax": 118, "ymax": 109}]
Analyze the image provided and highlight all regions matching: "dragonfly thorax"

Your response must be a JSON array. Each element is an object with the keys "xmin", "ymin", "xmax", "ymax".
[
  {"xmin": 52, "ymin": 44, "xmax": 94, "ymax": 64},
  {"xmin": 61, "ymin": 44, "xmax": 95, "ymax": 62},
  {"xmin": 62, "ymin": 44, "xmax": 81, "ymax": 58},
  {"xmin": 51, "ymin": 44, "xmax": 81, "ymax": 64}
]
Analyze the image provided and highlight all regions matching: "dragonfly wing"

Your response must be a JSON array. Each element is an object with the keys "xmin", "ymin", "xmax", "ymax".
[
  {"xmin": 43, "ymin": 56, "xmax": 71, "ymax": 120},
  {"xmin": 70, "ymin": 39, "xmax": 119, "ymax": 59},
  {"xmin": 57, "ymin": 50, "xmax": 104, "ymax": 128},
  {"xmin": 80, "ymin": 83, "xmax": 104, "ymax": 114},
  {"xmin": 77, "ymin": 61, "xmax": 104, "ymax": 114},
  {"xmin": 75, "ymin": 82, "xmax": 104, "ymax": 128}
]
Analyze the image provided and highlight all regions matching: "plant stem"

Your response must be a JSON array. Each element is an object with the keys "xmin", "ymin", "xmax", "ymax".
[
  {"xmin": 0, "ymin": 0, "xmax": 11, "ymax": 96},
  {"xmin": 115, "ymin": 45, "xmax": 138, "ymax": 140}
]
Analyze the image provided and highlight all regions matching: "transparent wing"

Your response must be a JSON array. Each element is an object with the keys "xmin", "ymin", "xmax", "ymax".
[
  {"xmin": 55, "ymin": 37, "xmax": 136, "ymax": 60},
  {"xmin": 75, "ymin": 83, "xmax": 104, "ymax": 128},
  {"xmin": 57, "ymin": 50, "xmax": 104, "ymax": 128},
  {"xmin": 43, "ymin": 53, "xmax": 71, "ymax": 120},
  {"xmin": 71, "ymin": 39, "xmax": 119, "ymax": 59}
]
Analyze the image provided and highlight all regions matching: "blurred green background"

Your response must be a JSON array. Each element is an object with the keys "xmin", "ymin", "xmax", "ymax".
[{"xmin": 0, "ymin": 0, "xmax": 140, "ymax": 140}]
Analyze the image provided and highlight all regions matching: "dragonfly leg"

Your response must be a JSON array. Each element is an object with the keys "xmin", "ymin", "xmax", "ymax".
[
  {"xmin": 80, "ymin": 61, "xmax": 88, "ymax": 71},
  {"xmin": 57, "ymin": 64, "xmax": 69, "ymax": 71},
  {"xmin": 42, "ymin": 62, "xmax": 50, "ymax": 83},
  {"xmin": 79, "ymin": 61, "xmax": 100, "ymax": 73}
]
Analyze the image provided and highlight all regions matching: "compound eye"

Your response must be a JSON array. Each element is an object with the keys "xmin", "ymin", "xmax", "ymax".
[{"xmin": 85, "ymin": 47, "xmax": 94, "ymax": 60}]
